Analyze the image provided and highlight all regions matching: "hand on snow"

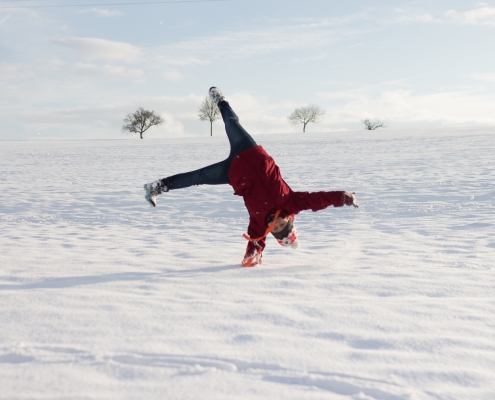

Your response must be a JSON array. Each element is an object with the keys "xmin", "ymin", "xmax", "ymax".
[
  {"xmin": 242, "ymin": 248, "xmax": 262, "ymax": 267},
  {"xmin": 343, "ymin": 192, "xmax": 359, "ymax": 208}
]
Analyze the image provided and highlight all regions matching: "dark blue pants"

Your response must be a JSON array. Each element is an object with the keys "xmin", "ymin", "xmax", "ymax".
[{"xmin": 162, "ymin": 101, "xmax": 257, "ymax": 190}]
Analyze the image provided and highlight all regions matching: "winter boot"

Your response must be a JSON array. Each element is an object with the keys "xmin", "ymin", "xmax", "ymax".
[
  {"xmin": 209, "ymin": 87, "xmax": 225, "ymax": 106},
  {"xmin": 143, "ymin": 179, "xmax": 169, "ymax": 207}
]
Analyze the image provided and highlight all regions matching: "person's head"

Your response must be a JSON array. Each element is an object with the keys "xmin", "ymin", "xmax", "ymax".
[{"xmin": 269, "ymin": 214, "xmax": 299, "ymax": 249}]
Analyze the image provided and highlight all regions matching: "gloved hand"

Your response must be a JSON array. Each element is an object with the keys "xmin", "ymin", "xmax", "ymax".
[
  {"xmin": 343, "ymin": 191, "xmax": 359, "ymax": 208},
  {"xmin": 242, "ymin": 248, "xmax": 262, "ymax": 267}
]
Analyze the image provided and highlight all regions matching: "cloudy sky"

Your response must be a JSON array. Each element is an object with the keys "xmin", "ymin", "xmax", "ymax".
[{"xmin": 1, "ymin": 0, "xmax": 495, "ymax": 139}]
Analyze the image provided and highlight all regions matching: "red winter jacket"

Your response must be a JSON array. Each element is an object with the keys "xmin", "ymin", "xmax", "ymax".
[{"xmin": 228, "ymin": 145, "xmax": 345, "ymax": 254}]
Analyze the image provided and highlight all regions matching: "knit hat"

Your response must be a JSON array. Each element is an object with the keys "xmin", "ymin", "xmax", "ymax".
[
  {"xmin": 276, "ymin": 226, "xmax": 299, "ymax": 249},
  {"xmin": 270, "ymin": 215, "xmax": 299, "ymax": 249}
]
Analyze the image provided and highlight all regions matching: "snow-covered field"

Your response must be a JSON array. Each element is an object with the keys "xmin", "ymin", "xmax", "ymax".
[{"xmin": 1, "ymin": 128, "xmax": 494, "ymax": 399}]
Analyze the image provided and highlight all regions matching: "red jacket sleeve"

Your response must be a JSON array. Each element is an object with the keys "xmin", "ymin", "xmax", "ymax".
[
  {"xmin": 285, "ymin": 191, "xmax": 345, "ymax": 215},
  {"xmin": 245, "ymin": 215, "xmax": 267, "ymax": 254}
]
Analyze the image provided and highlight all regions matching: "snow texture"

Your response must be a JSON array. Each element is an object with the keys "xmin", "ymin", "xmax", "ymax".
[{"xmin": 1, "ymin": 128, "xmax": 494, "ymax": 399}]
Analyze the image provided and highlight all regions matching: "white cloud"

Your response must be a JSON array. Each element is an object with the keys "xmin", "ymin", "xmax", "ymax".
[
  {"xmin": 155, "ymin": 19, "xmax": 340, "ymax": 64},
  {"xmin": 0, "ymin": 63, "xmax": 33, "ymax": 81},
  {"xmin": 445, "ymin": 5, "xmax": 495, "ymax": 26},
  {"xmin": 160, "ymin": 57, "xmax": 208, "ymax": 67},
  {"xmin": 72, "ymin": 63, "xmax": 143, "ymax": 80},
  {"xmin": 14, "ymin": 104, "xmax": 125, "ymax": 132},
  {"xmin": 162, "ymin": 70, "xmax": 182, "ymax": 81},
  {"xmin": 160, "ymin": 111, "xmax": 186, "ymax": 136},
  {"xmin": 0, "ymin": 13, "xmax": 10, "ymax": 26},
  {"xmin": 393, "ymin": 5, "xmax": 495, "ymax": 26},
  {"xmin": 0, "ymin": 59, "xmax": 64, "ymax": 82},
  {"xmin": 318, "ymin": 88, "xmax": 495, "ymax": 127},
  {"xmin": 470, "ymin": 72, "xmax": 495, "ymax": 82},
  {"xmin": 77, "ymin": 8, "xmax": 124, "ymax": 17},
  {"xmin": 394, "ymin": 9, "xmax": 440, "ymax": 23},
  {"xmin": 54, "ymin": 37, "xmax": 141, "ymax": 61}
]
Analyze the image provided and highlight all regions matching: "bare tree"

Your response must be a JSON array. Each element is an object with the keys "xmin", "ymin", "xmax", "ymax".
[
  {"xmin": 288, "ymin": 105, "xmax": 326, "ymax": 133},
  {"xmin": 122, "ymin": 108, "xmax": 164, "ymax": 139},
  {"xmin": 363, "ymin": 119, "xmax": 386, "ymax": 130},
  {"xmin": 198, "ymin": 97, "xmax": 220, "ymax": 136}
]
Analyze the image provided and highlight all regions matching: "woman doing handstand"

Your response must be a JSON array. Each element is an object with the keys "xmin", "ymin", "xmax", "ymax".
[{"xmin": 144, "ymin": 87, "xmax": 358, "ymax": 267}]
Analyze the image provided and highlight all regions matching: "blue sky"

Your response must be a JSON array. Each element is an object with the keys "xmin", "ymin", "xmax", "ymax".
[{"xmin": 1, "ymin": 0, "xmax": 495, "ymax": 139}]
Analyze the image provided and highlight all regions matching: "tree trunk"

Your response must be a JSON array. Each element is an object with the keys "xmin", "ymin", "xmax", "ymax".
[
  {"xmin": 140, "ymin": 132, "xmax": 143, "ymax": 139},
  {"xmin": 210, "ymin": 121, "xmax": 213, "ymax": 136},
  {"xmin": 303, "ymin": 122, "xmax": 307, "ymax": 133}
]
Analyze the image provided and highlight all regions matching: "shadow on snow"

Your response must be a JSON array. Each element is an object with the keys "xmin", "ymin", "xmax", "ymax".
[{"xmin": 0, "ymin": 265, "xmax": 240, "ymax": 290}]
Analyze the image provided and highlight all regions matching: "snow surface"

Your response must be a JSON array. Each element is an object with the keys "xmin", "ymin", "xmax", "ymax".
[{"xmin": 1, "ymin": 128, "xmax": 494, "ymax": 399}]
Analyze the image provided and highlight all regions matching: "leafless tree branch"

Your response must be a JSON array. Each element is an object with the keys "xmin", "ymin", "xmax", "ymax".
[
  {"xmin": 363, "ymin": 119, "xmax": 387, "ymax": 131},
  {"xmin": 288, "ymin": 105, "xmax": 325, "ymax": 132},
  {"xmin": 122, "ymin": 107, "xmax": 164, "ymax": 139},
  {"xmin": 198, "ymin": 97, "xmax": 220, "ymax": 136}
]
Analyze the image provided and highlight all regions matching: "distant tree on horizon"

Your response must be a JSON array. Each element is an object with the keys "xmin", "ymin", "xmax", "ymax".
[
  {"xmin": 363, "ymin": 119, "xmax": 387, "ymax": 130},
  {"xmin": 288, "ymin": 105, "xmax": 325, "ymax": 132},
  {"xmin": 122, "ymin": 108, "xmax": 164, "ymax": 139},
  {"xmin": 198, "ymin": 97, "xmax": 220, "ymax": 136}
]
